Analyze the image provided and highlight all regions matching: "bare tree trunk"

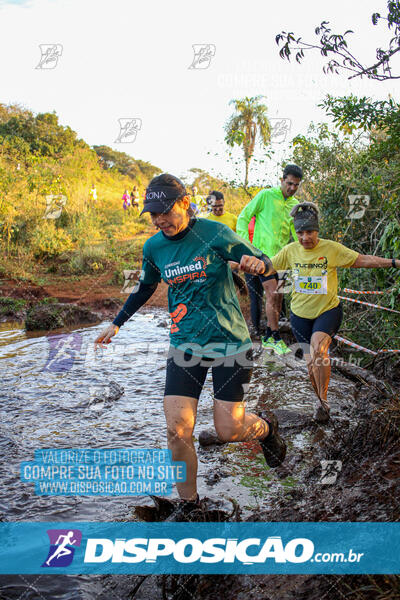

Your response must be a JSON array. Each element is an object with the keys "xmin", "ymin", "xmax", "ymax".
[{"xmin": 244, "ymin": 156, "xmax": 250, "ymax": 189}]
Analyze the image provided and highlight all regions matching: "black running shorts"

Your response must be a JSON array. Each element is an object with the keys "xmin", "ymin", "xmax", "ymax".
[
  {"xmin": 164, "ymin": 347, "xmax": 253, "ymax": 402},
  {"xmin": 290, "ymin": 303, "xmax": 343, "ymax": 347}
]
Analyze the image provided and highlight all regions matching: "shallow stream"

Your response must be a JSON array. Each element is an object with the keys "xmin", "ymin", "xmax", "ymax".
[{"xmin": 0, "ymin": 309, "xmax": 353, "ymax": 599}]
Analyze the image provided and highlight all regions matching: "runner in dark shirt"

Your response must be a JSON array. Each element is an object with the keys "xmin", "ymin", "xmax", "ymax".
[{"xmin": 95, "ymin": 173, "xmax": 287, "ymax": 519}]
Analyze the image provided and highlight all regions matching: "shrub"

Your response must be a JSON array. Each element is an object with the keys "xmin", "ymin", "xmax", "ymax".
[
  {"xmin": 30, "ymin": 222, "xmax": 73, "ymax": 258},
  {"xmin": 0, "ymin": 297, "xmax": 27, "ymax": 315},
  {"xmin": 67, "ymin": 245, "xmax": 110, "ymax": 274}
]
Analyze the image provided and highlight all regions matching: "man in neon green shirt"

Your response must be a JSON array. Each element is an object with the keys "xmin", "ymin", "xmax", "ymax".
[
  {"xmin": 236, "ymin": 164, "xmax": 303, "ymax": 355},
  {"xmin": 206, "ymin": 191, "xmax": 237, "ymax": 231}
]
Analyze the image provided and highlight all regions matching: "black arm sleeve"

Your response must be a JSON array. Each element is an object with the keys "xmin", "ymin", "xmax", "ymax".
[
  {"xmin": 113, "ymin": 282, "xmax": 158, "ymax": 328},
  {"xmin": 260, "ymin": 253, "xmax": 273, "ymax": 275}
]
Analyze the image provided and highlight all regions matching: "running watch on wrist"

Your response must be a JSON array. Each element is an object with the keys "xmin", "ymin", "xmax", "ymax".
[{"xmin": 392, "ymin": 258, "xmax": 397, "ymax": 268}]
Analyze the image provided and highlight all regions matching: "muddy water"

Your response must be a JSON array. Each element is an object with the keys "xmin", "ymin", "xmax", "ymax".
[{"xmin": 0, "ymin": 310, "xmax": 353, "ymax": 599}]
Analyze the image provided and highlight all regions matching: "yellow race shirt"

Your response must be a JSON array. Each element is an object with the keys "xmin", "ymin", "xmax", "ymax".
[
  {"xmin": 271, "ymin": 239, "xmax": 359, "ymax": 319},
  {"xmin": 206, "ymin": 211, "xmax": 238, "ymax": 232}
]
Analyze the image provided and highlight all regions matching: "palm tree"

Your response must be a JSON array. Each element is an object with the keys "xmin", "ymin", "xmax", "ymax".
[{"xmin": 225, "ymin": 96, "xmax": 271, "ymax": 190}]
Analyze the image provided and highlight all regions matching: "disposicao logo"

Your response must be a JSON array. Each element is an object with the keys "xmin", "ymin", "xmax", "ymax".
[
  {"xmin": 83, "ymin": 536, "xmax": 314, "ymax": 565},
  {"xmin": 42, "ymin": 529, "xmax": 82, "ymax": 567}
]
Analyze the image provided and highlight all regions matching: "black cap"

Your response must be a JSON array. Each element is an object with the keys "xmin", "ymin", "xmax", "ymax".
[{"xmin": 140, "ymin": 174, "xmax": 187, "ymax": 215}]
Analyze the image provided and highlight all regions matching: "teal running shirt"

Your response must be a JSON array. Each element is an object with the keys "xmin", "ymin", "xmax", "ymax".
[{"xmin": 140, "ymin": 218, "xmax": 263, "ymax": 357}]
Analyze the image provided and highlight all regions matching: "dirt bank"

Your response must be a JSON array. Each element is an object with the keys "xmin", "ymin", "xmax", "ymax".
[
  {"xmin": 0, "ymin": 274, "xmax": 169, "ymax": 322},
  {"xmin": 0, "ymin": 273, "xmax": 256, "ymax": 324}
]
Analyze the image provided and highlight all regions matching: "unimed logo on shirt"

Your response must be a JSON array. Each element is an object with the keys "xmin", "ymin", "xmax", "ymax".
[{"xmin": 165, "ymin": 256, "xmax": 207, "ymax": 285}]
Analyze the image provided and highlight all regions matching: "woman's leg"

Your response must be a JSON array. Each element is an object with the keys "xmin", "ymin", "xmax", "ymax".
[
  {"xmin": 163, "ymin": 395, "xmax": 199, "ymax": 501},
  {"xmin": 290, "ymin": 311, "xmax": 318, "ymax": 396},
  {"xmin": 213, "ymin": 398, "xmax": 268, "ymax": 442},
  {"xmin": 211, "ymin": 353, "xmax": 286, "ymax": 466},
  {"xmin": 310, "ymin": 331, "xmax": 332, "ymax": 412},
  {"xmin": 213, "ymin": 399, "xmax": 286, "ymax": 468},
  {"xmin": 305, "ymin": 355, "xmax": 321, "ymax": 401},
  {"xmin": 211, "ymin": 353, "xmax": 267, "ymax": 441},
  {"xmin": 309, "ymin": 303, "xmax": 343, "ymax": 418},
  {"xmin": 163, "ymin": 348, "xmax": 208, "ymax": 501}
]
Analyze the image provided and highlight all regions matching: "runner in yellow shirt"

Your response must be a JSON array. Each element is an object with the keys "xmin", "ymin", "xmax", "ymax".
[
  {"xmin": 206, "ymin": 191, "xmax": 237, "ymax": 231},
  {"xmin": 266, "ymin": 202, "xmax": 399, "ymax": 423}
]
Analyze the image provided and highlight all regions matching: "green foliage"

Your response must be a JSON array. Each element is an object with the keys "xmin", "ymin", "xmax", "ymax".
[
  {"xmin": 93, "ymin": 145, "xmax": 161, "ymax": 181},
  {"xmin": 184, "ymin": 168, "xmax": 252, "ymax": 213},
  {"xmin": 0, "ymin": 102, "xmax": 160, "ymax": 272},
  {"xmin": 135, "ymin": 159, "xmax": 162, "ymax": 180},
  {"xmin": 321, "ymin": 94, "xmax": 400, "ymax": 158},
  {"xmin": 40, "ymin": 297, "xmax": 58, "ymax": 304},
  {"xmin": 287, "ymin": 99, "xmax": 400, "ymax": 358},
  {"xmin": 0, "ymin": 297, "xmax": 27, "ymax": 315},
  {"xmin": 0, "ymin": 105, "xmax": 86, "ymax": 158},
  {"xmin": 68, "ymin": 214, "xmax": 102, "ymax": 244},
  {"xmin": 30, "ymin": 222, "xmax": 73, "ymax": 258}
]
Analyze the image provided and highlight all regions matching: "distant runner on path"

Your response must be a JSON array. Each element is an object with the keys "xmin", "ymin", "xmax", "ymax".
[
  {"xmin": 122, "ymin": 189, "xmax": 131, "ymax": 212},
  {"xmin": 237, "ymin": 164, "xmax": 303, "ymax": 354},
  {"xmin": 264, "ymin": 201, "xmax": 400, "ymax": 423},
  {"xmin": 95, "ymin": 173, "xmax": 287, "ymax": 520},
  {"xmin": 89, "ymin": 184, "xmax": 97, "ymax": 207},
  {"xmin": 131, "ymin": 185, "xmax": 140, "ymax": 210}
]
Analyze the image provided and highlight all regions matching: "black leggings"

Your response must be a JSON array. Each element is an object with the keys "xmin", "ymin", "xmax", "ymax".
[
  {"xmin": 244, "ymin": 274, "xmax": 263, "ymax": 330},
  {"xmin": 290, "ymin": 303, "xmax": 343, "ymax": 349}
]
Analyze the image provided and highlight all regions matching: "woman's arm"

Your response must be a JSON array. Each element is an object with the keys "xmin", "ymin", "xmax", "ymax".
[
  {"xmin": 351, "ymin": 255, "xmax": 399, "ymax": 269},
  {"xmin": 238, "ymin": 253, "xmax": 272, "ymax": 275},
  {"xmin": 94, "ymin": 281, "xmax": 158, "ymax": 348},
  {"xmin": 113, "ymin": 282, "xmax": 158, "ymax": 327}
]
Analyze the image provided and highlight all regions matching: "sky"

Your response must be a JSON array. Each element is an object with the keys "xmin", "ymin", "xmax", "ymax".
[{"xmin": 0, "ymin": 0, "xmax": 399, "ymax": 186}]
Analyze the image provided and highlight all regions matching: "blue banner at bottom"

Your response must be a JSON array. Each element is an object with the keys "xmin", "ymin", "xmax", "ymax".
[{"xmin": 0, "ymin": 522, "xmax": 399, "ymax": 574}]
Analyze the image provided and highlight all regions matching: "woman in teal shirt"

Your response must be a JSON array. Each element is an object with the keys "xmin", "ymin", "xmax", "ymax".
[{"xmin": 95, "ymin": 174, "xmax": 286, "ymax": 520}]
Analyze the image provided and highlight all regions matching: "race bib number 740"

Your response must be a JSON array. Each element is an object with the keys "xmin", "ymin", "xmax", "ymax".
[{"xmin": 294, "ymin": 275, "xmax": 328, "ymax": 295}]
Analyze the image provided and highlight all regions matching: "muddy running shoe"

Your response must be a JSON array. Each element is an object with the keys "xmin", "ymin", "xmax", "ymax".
[
  {"xmin": 274, "ymin": 340, "xmax": 291, "ymax": 355},
  {"xmin": 313, "ymin": 401, "xmax": 330, "ymax": 424},
  {"xmin": 261, "ymin": 337, "xmax": 291, "ymax": 355},
  {"xmin": 261, "ymin": 336, "xmax": 275, "ymax": 350},
  {"xmin": 165, "ymin": 495, "xmax": 203, "ymax": 522},
  {"xmin": 258, "ymin": 412, "xmax": 287, "ymax": 468}
]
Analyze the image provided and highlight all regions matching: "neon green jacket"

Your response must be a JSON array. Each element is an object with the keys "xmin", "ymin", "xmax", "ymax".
[{"xmin": 236, "ymin": 186, "xmax": 299, "ymax": 257}]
